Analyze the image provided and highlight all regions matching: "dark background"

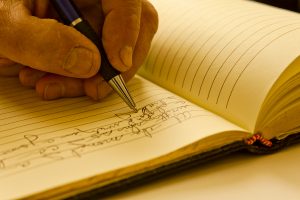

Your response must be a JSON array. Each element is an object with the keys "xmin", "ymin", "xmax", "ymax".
[{"xmin": 255, "ymin": 0, "xmax": 299, "ymax": 12}]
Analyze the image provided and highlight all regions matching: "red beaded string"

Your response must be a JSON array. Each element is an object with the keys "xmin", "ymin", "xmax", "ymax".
[{"xmin": 245, "ymin": 133, "xmax": 272, "ymax": 147}]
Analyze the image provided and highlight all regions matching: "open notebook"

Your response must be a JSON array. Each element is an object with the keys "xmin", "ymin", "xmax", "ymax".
[{"xmin": 1, "ymin": 0, "xmax": 300, "ymax": 199}]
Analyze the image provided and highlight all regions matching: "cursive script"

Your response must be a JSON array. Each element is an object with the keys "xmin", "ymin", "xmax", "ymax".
[{"xmin": 0, "ymin": 96, "xmax": 203, "ymax": 177}]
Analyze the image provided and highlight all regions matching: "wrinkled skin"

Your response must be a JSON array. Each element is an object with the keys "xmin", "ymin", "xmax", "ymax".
[{"xmin": 0, "ymin": 0, "xmax": 158, "ymax": 100}]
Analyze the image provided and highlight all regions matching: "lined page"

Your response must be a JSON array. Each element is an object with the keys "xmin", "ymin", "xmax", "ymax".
[
  {"xmin": 140, "ymin": 0, "xmax": 300, "ymax": 131},
  {"xmin": 0, "ymin": 76, "xmax": 244, "ymax": 199}
]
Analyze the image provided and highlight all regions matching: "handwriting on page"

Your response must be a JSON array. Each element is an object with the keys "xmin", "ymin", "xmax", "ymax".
[{"xmin": 0, "ymin": 96, "xmax": 202, "ymax": 177}]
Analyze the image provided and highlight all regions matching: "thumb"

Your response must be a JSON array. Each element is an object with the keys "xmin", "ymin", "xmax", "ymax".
[{"xmin": 0, "ymin": 3, "xmax": 100, "ymax": 78}]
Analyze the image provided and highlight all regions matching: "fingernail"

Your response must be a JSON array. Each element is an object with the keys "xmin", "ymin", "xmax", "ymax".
[
  {"xmin": 44, "ymin": 82, "xmax": 65, "ymax": 100},
  {"xmin": 119, "ymin": 46, "xmax": 133, "ymax": 70},
  {"xmin": 64, "ymin": 47, "xmax": 94, "ymax": 76}
]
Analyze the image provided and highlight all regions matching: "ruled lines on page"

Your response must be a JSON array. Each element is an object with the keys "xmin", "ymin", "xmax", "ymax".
[
  {"xmin": 0, "ymin": 76, "xmax": 238, "ymax": 179},
  {"xmin": 142, "ymin": 0, "xmax": 300, "ymax": 130}
]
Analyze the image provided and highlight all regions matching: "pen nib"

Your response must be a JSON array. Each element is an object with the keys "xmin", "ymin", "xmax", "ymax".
[
  {"xmin": 108, "ymin": 75, "xmax": 137, "ymax": 112},
  {"xmin": 132, "ymin": 107, "xmax": 138, "ymax": 113}
]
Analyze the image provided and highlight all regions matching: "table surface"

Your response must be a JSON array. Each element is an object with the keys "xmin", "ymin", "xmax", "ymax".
[{"xmin": 109, "ymin": 144, "xmax": 300, "ymax": 200}]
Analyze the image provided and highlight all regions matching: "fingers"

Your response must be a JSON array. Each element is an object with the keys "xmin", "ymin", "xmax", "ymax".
[
  {"xmin": 130, "ymin": 0, "xmax": 158, "ymax": 73},
  {"xmin": 120, "ymin": 0, "xmax": 159, "ymax": 82},
  {"xmin": 83, "ymin": 0, "xmax": 158, "ymax": 100},
  {"xmin": 101, "ymin": 0, "xmax": 142, "ymax": 72},
  {"xmin": 12, "ymin": 0, "xmax": 158, "ymax": 103},
  {"xmin": 19, "ymin": 67, "xmax": 46, "ymax": 87},
  {"xmin": 84, "ymin": 75, "xmax": 112, "ymax": 100},
  {"xmin": 0, "ymin": 58, "xmax": 22, "ymax": 76},
  {"xmin": 0, "ymin": 1, "xmax": 100, "ymax": 79},
  {"xmin": 19, "ymin": 67, "xmax": 87, "ymax": 100},
  {"xmin": 35, "ymin": 74, "xmax": 85, "ymax": 100},
  {"xmin": 20, "ymin": 67, "xmax": 112, "ymax": 100}
]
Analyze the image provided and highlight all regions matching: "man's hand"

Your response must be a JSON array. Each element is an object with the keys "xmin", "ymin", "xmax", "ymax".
[{"xmin": 0, "ymin": 0, "xmax": 158, "ymax": 100}]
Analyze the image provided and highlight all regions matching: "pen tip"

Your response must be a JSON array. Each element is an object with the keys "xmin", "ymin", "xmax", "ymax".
[{"xmin": 133, "ymin": 107, "xmax": 138, "ymax": 113}]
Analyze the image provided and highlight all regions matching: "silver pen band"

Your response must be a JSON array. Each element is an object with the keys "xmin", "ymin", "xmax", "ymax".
[{"xmin": 71, "ymin": 18, "xmax": 83, "ymax": 27}]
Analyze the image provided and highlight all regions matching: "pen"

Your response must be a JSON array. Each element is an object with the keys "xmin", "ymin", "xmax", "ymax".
[{"xmin": 51, "ymin": 0, "xmax": 137, "ymax": 112}]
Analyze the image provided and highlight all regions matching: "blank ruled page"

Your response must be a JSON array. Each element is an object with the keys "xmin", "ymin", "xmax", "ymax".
[
  {"xmin": 140, "ymin": 0, "xmax": 300, "ymax": 131},
  {"xmin": 0, "ymin": 76, "xmax": 244, "ymax": 199}
]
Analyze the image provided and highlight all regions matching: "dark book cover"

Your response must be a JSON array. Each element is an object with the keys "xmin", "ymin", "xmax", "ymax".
[{"xmin": 66, "ymin": 132, "xmax": 300, "ymax": 199}]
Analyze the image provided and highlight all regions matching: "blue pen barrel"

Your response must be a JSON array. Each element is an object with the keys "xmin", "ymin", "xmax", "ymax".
[
  {"xmin": 51, "ymin": 0, "xmax": 81, "ymax": 25},
  {"xmin": 50, "ymin": 0, "xmax": 136, "ymax": 110},
  {"xmin": 74, "ymin": 20, "xmax": 120, "ymax": 81},
  {"xmin": 51, "ymin": 0, "xmax": 121, "ymax": 81}
]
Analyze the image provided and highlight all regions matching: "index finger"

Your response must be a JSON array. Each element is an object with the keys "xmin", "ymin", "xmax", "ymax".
[{"xmin": 101, "ymin": 0, "xmax": 142, "ymax": 72}]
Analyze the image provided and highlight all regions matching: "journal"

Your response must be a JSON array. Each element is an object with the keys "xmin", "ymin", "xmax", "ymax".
[{"xmin": 1, "ymin": 0, "xmax": 300, "ymax": 199}]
